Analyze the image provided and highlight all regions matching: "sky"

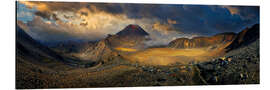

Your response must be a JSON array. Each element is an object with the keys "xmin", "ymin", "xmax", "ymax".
[{"xmin": 16, "ymin": 1, "xmax": 259, "ymax": 45}]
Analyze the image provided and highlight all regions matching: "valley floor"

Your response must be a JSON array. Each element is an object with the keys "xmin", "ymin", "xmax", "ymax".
[{"xmin": 123, "ymin": 47, "xmax": 220, "ymax": 65}]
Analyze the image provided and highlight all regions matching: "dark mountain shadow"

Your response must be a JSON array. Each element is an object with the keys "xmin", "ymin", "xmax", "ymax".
[
  {"xmin": 16, "ymin": 25, "xmax": 97, "ymax": 68},
  {"xmin": 225, "ymin": 24, "xmax": 259, "ymax": 52}
]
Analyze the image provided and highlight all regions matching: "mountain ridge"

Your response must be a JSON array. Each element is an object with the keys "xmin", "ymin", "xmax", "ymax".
[
  {"xmin": 16, "ymin": 24, "xmax": 72, "ymax": 69},
  {"xmin": 168, "ymin": 24, "xmax": 259, "ymax": 50},
  {"xmin": 168, "ymin": 32, "xmax": 237, "ymax": 48}
]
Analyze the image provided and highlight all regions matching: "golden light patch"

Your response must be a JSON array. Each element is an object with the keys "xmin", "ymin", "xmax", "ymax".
[
  {"xmin": 124, "ymin": 48, "xmax": 221, "ymax": 65},
  {"xmin": 115, "ymin": 47, "xmax": 137, "ymax": 52}
]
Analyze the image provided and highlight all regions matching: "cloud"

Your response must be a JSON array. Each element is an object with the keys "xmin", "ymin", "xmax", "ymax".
[
  {"xmin": 167, "ymin": 19, "xmax": 177, "ymax": 24},
  {"xmin": 19, "ymin": 1, "xmax": 50, "ymax": 12},
  {"xmin": 17, "ymin": 1, "xmax": 259, "ymax": 46},
  {"xmin": 224, "ymin": 6, "xmax": 240, "ymax": 15},
  {"xmin": 17, "ymin": 11, "xmax": 32, "ymax": 18},
  {"xmin": 17, "ymin": 1, "xmax": 190, "ymax": 45},
  {"xmin": 19, "ymin": 1, "xmax": 85, "ymax": 12},
  {"xmin": 152, "ymin": 20, "xmax": 179, "ymax": 35},
  {"xmin": 222, "ymin": 6, "xmax": 259, "ymax": 20}
]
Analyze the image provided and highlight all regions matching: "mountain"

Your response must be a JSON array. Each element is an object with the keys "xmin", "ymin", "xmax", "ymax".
[
  {"xmin": 168, "ymin": 32, "xmax": 236, "ymax": 48},
  {"xmin": 105, "ymin": 24, "xmax": 150, "ymax": 49},
  {"xmin": 225, "ymin": 24, "xmax": 259, "ymax": 51},
  {"xmin": 116, "ymin": 24, "xmax": 149, "ymax": 36},
  {"xmin": 16, "ymin": 24, "xmax": 67, "ymax": 66},
  {"xmin": 72, "ymin": 24, "xmax": 150, "ymax": 62},
  {"xmin": 168, "ymin": 23, "xmax": 259, "ymax": 53}
]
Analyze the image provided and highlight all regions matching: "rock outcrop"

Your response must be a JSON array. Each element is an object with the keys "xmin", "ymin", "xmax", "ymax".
[{"xmin": 81, "ymin": 38, "xmax": 118, "ymax": 63}]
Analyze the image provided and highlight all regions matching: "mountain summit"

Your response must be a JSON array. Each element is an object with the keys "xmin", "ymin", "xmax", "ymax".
[
  {"xmin": 104, "ymin": 24, "xmax": 150, "ymax": 49},
  {"xmin": 116, "ymin": 24, "xmax": 149, "ymax": 36}
]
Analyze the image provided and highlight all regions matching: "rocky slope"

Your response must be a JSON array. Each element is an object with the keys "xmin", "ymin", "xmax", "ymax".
[
  {"xmin": 197, "ymin": 39, "xmax": 259, "ymax": 84},
  {"xmin": 76, "ymin": 38, "xmax": 119, "ymax": 63}
]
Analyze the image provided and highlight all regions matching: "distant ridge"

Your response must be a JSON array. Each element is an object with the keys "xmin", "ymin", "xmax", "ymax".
[
  {"xmin": 168, "ymin": 24, "xmax": 259, "ymax": 52},
  {"xmin": 168, "ymin": 32, "xmax": 236, "ymax": 48}
]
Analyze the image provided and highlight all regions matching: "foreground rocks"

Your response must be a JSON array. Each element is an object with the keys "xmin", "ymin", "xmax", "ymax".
[{"xmin": 196, "ymin": 40, "xmax": 259, "ymax": 85}]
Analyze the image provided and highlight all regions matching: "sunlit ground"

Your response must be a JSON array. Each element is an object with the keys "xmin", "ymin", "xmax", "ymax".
[
  {"xmin": 121, "ymin": 48, "xmax": 223, "ymax": 65},
  {"xmin": 114, "ymin": 47, "xmax": 137, "ymax": 52}
]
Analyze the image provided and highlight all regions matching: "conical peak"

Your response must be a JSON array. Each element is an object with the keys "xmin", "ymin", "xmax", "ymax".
[
  {"xmin": 116, "ymin": 24, "xmax": 149, "ymax": 36},
  {"xmin": 127, "ymin": 24, "xmax": 140, "ymax": 29}
]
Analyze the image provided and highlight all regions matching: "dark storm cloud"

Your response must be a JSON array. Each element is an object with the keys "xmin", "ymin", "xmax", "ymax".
[
  {"xmin": 86, "ymin": 3, "xmax": 259, "ymax": 35},
  {"xmin": 19, "ymin": 1, "xmax": 259, "ymax": 39},
  {"xmin": 87, "ymin": 3, "xmax": 124, "ymax": 14},
  {"xmin": 34, "ymin": 11, "xmax": 51, "ymax": 20}
]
